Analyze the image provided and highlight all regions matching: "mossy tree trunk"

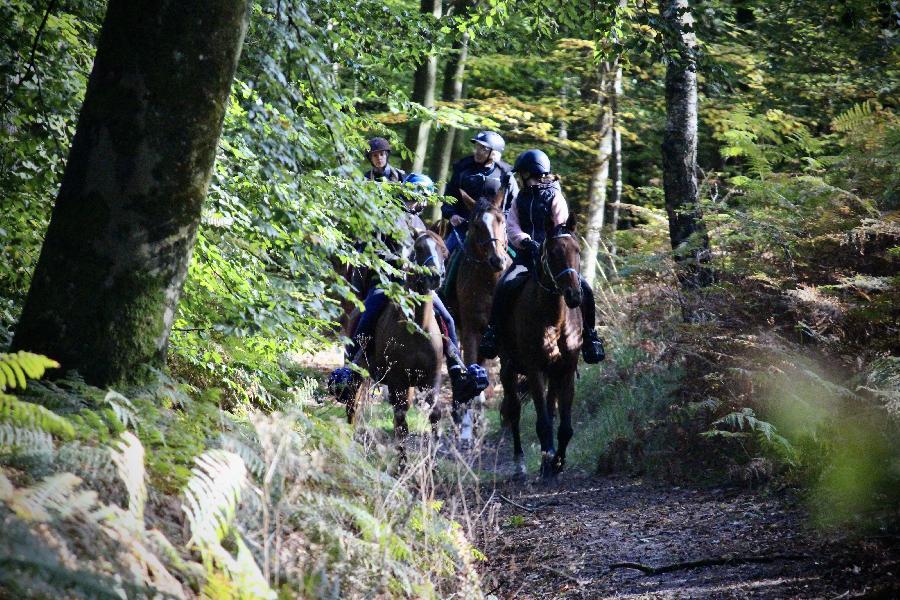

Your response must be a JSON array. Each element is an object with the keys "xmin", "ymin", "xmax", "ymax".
[
  {"xmin": 659, "ymin": 0, "xmax": 713, "ymax": 289},
  {"xmin": 402, "ymin": 0, "xmax": 442, "ymax": 174},
  {"xmin": 12, "ymin": 0, "xmax": 249, "ymax": 386},
  {"xmin": 609, "ymin": 64, "xmax": 623, "ymax": 258}
]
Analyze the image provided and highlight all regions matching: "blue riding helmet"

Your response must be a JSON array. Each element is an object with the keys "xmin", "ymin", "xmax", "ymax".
[
  {"xmin": 402, "ymin": 172, "xmax": 436, "ymax": 195},
  {"xmin": 470, "ymin": 131, "xmax": 506, "ymax": 153},
  {"xmin": 513, "ymin": 148, "xmax": 551, "ymax": 176}
]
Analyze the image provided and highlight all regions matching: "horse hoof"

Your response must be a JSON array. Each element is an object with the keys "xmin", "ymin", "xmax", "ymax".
[
  {"xmin": 513, "ymin": 457, "xmax": 527, "ymax": 479},
  {"xmin": 539, "ymin": 452, "xmax": 557, "ymax": 481}
]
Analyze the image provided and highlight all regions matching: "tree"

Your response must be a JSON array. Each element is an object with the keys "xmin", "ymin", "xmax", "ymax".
[
  {"xmin": 659, "ymin": 0, "xmax": 713, "ymax": 289},
  {"xmin": 12, "ymin": 0, "xmax": 250, "ymax": 385},
  {"xmin": 402, "ymin": 0, "xmax": 443, "ymax": 174},
  {"xmin": 431, "ymin": 0, "xmax": 472, "ymax": 204}
]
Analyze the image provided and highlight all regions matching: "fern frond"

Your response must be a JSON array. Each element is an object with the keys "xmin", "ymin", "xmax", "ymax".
[
  {"xmin": 0, "ymin": 423, "xmax": 54, "ymax": 455},
  {"xmin": 109, "ymin": 431, "xmax": 147, "ymax": 521},
  {"xmin": 0, "ymin": 393, "xmax": 75, "ymax": 439},
  {"xmin": 104, "ymin": 390, "xmax": 139, "ymax": 431},
  {"xmin": 831, "ymin": 100, "xmax": 875, "ymax": 133},
  {"xmin": 8, "ymin": 472, "xmax": 85, "ymax": 521},
  {"xmin": 220, "ymin": 433, "xmax": 266, "ymax": 479},
  {"xmin": 0, "ymin": 352, "xmax": 60, "ymax": 392},
  {"xmin": 182, "ymin": 449, "xmax": 247, "ymax": 548}
]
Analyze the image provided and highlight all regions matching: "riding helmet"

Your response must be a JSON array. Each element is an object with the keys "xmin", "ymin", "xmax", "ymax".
[
  {"xmin": 470, "ymin": 131, "xmax": 506, "ymax": 153},
  {"xmin": 402, "ymin": 172, "xmax": 436, "ymax": 195},
  {"xmin": 366, "ymin": 136, "xmax": 392, "ymax": 158},
  {"xmin": 513, "ymin": 149, "xmax": 552, "ymax": 176}
]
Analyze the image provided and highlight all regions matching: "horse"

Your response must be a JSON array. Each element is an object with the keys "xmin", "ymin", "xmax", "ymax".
[
  {"xmin": 344, "ymin": 229, "xmax": 451, "ymax": 457},
  {"xmin": 498, "ymin": 214, "xmax": 583, "ymax": 480},
  {"xmin": 453, "ymin": 191, "xmax": 510, "ymax": 400}
]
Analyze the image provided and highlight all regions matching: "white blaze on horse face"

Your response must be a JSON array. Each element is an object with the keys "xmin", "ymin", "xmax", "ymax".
[{"xmin": 424, "ymin": 236, "xmax": 441, "ymax": 271}]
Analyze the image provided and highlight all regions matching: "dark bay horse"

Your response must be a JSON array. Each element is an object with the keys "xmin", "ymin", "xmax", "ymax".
[
  {"xmin": 453, "ymin": 192, "xmax": 510, "ymax": 398},
  {"xmin": 345, "ymin": 230, "xmax": 451, "ymax": 451},
  {"xmin": 499, "ymin": 214, "xmax": 583, "ymax": 480}
]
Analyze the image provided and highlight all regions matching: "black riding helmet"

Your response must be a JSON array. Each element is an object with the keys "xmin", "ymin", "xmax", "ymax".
[
  {"xmin": 513, "ymin": 149, "xmax": 551, "ymax": 177},
  {"xmin": 366, "ymin": 136, "xmax": 392, "ymax": 158}
]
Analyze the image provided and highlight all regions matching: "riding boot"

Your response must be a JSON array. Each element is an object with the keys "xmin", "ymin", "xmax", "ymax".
[
  {"xmin": 479, "ymin": 281, "xmax": 508, "ymax": 360},
  {"xmin": 446, "ymin": 344, "xmax": 476, "ymax": 406},
  {"xmin": 582, "ymin": 329, "xmax": 606, "ymax": 363},
  {"xmin": 578, "ymin": 275, "xmax": 606, "ymax": 363}
]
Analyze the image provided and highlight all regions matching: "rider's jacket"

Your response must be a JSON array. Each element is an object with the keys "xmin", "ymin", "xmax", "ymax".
[
  {"xmin": 442, "ymin": 157, "xmax": 518, "ymax": 232},
  {"xmin": 507, "ymin": 179, "xmax": 568, "ymax": 249},
  {"xmin": 364, "ymin": 164, "xmax": 406, "ymax": 182}
]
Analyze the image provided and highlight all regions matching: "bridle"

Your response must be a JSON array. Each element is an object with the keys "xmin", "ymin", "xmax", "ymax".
[
  {"xmin": 411, "ymin": 230, "xmax": 444, "ymax": 287},
  {"xmin": 536, "ymin": 232, "xmax": 578, "ymax": 296},
  {"xmin": 463, "ymin": 210, "xmax": 509, "ymax": 266}
]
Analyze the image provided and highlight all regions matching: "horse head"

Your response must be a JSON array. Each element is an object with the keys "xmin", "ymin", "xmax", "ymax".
[
  {"xmin": 542, "ymin": 213, "xmax": 582, "ymax": 308},
  {"xmin": 469, "ymin": 189, "xmax": 509, "ymax": 272},
  {"xmin": 410, "ymin": 229, "xmax": 448, "ymax": 294}
]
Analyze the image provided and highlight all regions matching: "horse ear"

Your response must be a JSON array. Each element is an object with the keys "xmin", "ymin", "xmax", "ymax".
[
  {"xmin": 566, "ymin": 212, "xmax": 577, "ymax": 233},
  {"xmin": 491, "ymin": 185, "xmax": 505, "ymax": 210},
  {"xmin": 543, "ymin": 214, "xmax": 556, "ymax": 239}
]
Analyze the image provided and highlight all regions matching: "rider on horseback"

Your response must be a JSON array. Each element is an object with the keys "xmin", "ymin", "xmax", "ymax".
[
  {"xmin": 329, "ymin": 173, "xmax": 487, "ymax": 406},
  {"xmin": 363, "ymin": 137, "xmax": 407, "ymax": 182},
  {"xmin": 479, "ymin": 149, "xmax": 606, "ymax": 364},
  {"xmin": 440, "ymin": 131, "xmax": 518, "ymax": 299}
]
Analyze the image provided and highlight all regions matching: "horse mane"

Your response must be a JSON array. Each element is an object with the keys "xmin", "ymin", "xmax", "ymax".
[{"xmin": 474, "ymin": 197, "xmax": 503, "ymax": 215}]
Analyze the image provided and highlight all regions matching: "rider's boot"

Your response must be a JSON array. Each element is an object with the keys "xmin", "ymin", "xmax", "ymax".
[
  {"xmin": 446, "ymin": 344, "xmax": 487, "ymax": 406},
  {"xmin": 581, "ymin": 328, "xmax": 606, "ymax": 363}
]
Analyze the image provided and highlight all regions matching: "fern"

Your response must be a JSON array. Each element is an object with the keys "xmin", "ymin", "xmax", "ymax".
[
  {"xmin": 104, "ymin": 390, "xmax": 139, "ymax": 431},
  {"xmin": 183, "ymin": 449, "xmax": 248, "ymax": 548},
  {"xmin": 831, "ymin": 100, "xmax": 876, "ymax": 133},
  {"xmin": 109, "ymin": 431, "xmax": 147, "ymax": 521},
  {"xmin": 703, "ymin": 408, "xmax": 798, "ymax": 464},
  {"xmin": 0, "ymin": 424, "xmax": 54, "ymax": 455},
  {"xmin": 0, "ymin": 351, "xmax": 59, "ymax": 392},
  {"xmin": 0, "ymin": 393, "xmax": 75, "ymax": 440}
]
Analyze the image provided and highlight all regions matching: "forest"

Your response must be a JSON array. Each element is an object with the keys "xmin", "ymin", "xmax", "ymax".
[{"xmin": 0, "ymin": 0, "xmax": 897, "ymax": 598}]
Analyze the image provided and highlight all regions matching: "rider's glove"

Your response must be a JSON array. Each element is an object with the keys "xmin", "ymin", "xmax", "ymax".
[{"xmin": 522, "ymin": 238, "xmax": 541, "ymax": 262}]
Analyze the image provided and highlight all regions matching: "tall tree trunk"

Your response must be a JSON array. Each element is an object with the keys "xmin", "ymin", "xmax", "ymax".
[
  {"xmin": 581, "ymin": 62, "xmax": 615, "ymax": 283},
  {"xmin": 609, "ymin": 64, "xmax": 623, "ymax": 257},
  {"xmin": 12, "ymin": 0, "xmax": 249, "ymax": 386},
  {"xmin": 659, "ymin": 0, "xmax": 713, "ymax": 289},
  {"xmin": 430, "ymin": 5, "xmax": 470, "ymax": 218},
  {"xmin": 402, "ymin": 0, "xmax": 442, "ymax": 173}
]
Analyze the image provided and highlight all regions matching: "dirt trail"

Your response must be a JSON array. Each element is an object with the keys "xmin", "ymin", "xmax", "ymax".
[{"xmin": 474, "ymin": 437, "xmax": 898, "ymax": 599}]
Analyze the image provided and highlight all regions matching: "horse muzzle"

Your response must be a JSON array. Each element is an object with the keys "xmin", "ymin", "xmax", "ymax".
[
  {"xmin": 489, "ymin": 255, "xmax": 505, "ymax": 272},
  {"xmin": 563, "ymin": 287, "xmax": 583, "ymax": 309}
]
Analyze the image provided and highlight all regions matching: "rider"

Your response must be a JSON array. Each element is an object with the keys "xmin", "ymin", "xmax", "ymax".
[
  {"xmin": 363, "ymin": 137, "xmax": 406, "ymax": 182},
  {"xmin": 329, "ymin": 173, "xmax": 487, "ymax": 405},
  {"xmin": 478, "ymin": 149, "xmax": 606, "ymax": 364},
  {"xmin": 440, "ymin": 131, "xmax": 518, "ymax": 297}
]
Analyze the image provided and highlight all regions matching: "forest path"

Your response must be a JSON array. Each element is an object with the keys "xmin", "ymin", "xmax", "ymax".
[{"xmin": 472, "ymin": 435, "xmax": 898, "ymax": 599}]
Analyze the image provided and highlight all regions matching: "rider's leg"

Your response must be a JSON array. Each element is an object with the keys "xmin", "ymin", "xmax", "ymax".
[
  {"xmin": 479, "ymin": 264, "xmax": 523, "ymax": 359},
  {"xmin": 578, "ymin": 275, "xmax": 605, "ymax": 363},
  {"xmin": 432, "ymin": 293, "xmax": 486, "ymax": 406},
  {"xmin": 347, "ymin": 288, "xmax": 388, "ymax": 360}
]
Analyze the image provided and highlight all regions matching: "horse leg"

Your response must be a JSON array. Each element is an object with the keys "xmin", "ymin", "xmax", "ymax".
[
  {"xmin": 499, "ymin": 361, "xmax": 525, "ymax": 477},
  {"xmin": 527, "ymin": 369, "xmax": 556, "ymax": 480},
  {"xmin": 391, "ymin": 386, "xmax": 412, "ymax": 471},
  {"xmin": 344, "ymin": 377, "xmax": 364, "ymax": 425},
  {"xmin": 549, "ymin": 372, "xmax": 575, "ymax": 475}
]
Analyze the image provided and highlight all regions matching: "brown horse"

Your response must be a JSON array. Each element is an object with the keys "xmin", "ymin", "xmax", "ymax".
[
  {"xmin": 454, "ymin": 193, "xmax": 510, "ymax": 399},
  {"xmin": 499, "ymin": 214, "xmax": 583, "ymax": 480},
  {"xmin": 345, "ymin": 230, "xmax": 450, "ymax": 452}
]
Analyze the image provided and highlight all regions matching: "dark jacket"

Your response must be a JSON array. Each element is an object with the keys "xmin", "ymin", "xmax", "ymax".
[
  {"xmin": 364, "ymin": 164, "xmax": 406, "ymax": 182},
  {"xmin": 442, "ymin": 157, "xmax": 518, "ymax": 227}
]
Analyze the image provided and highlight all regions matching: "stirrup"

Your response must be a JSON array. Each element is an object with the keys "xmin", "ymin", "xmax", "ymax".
[
  {"xmin": 581, "ymin": 330, "xmax": 606, "ymax": 364},
  {"xmin": 479, "ymin": 325, "xmax": 499, "ymax": 359}
]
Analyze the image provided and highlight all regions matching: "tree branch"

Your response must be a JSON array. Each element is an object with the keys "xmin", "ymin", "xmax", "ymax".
[{"xmin": 609, "ymin": 553, "xmax": 807, "ymax": 575}]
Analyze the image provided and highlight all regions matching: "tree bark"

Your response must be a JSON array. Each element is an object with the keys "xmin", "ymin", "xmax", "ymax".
[
  {"xmin": 402, "ymin": 0, "xmax": 442, "ymax": 174},
  {"xmin": 430, "ymin": 1, "xmax": 470, "ymax": 219},
  {"xmin": 659, "ymin": 0, "xmax": 713, "ymax": 289},
  {"xmin": 581, "ymin": 62, "xmax": 615, "ymax": 284},
  {"xmin": 609, "ymin": 64, "xmax": 623, "ymax": 257},
  {"xmin": 12, "ymin": 0, "xmax": 249, "ymax": 386}
]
